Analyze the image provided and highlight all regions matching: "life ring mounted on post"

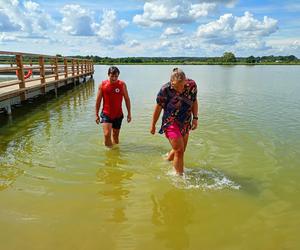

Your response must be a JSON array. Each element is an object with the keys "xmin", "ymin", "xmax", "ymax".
[
  {"xmin": 24, "ymin": 69, "xmax": 33, "ymax": 79},
  {"xmin": 15, "ymin": 64, "xmax": 33, "ymax": 79}
]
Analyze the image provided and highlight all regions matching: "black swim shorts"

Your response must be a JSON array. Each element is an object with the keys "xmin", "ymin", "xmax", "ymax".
[{"xmin": 100, "ymin": 112, "xmax": 124, "ymax": 129}]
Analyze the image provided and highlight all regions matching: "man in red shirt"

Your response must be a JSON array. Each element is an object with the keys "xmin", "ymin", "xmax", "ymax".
[{"xmin": 95, "ymin": 66, "xmax": 131, "ymax": 147}]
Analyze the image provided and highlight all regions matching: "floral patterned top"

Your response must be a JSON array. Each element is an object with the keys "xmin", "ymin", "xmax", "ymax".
[{"xmin": 156, "ymin": 78, "xmax": 197, "ymax": 136}]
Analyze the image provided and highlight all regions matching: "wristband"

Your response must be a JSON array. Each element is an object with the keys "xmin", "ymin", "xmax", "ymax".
[{"xmin": 193, "ymin": 116, "xmax": 198, "ymax": 120}]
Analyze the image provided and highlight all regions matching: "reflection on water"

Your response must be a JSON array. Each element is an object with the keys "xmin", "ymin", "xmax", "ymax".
[
  {"xmin": 97, "ymin": 147, "xmax": 133, "ymax": 223},
  {"xmin": 1, "ymin": 65, "xmax": 300, "ymax": 249},
  {"xmin": 0, "ymin": 79, "xmax": 95, "ymax": 188},
  {"xmin": 0, "ymin": 164, "xmax": 23, "ymax": 191},
  {"xmin": 151, "ymin": 189, "xmax": 192, "ymax": 250}
]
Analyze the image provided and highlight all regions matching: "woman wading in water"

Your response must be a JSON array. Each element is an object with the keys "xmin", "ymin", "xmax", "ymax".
[{"xmin": 150, "ymin": 68, "xmax": 198, "ymax": 175}]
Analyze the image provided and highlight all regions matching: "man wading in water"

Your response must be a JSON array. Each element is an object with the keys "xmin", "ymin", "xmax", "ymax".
[{"xmin": 95, "ymin": 66, "xmax": 132, "ymax": 147}]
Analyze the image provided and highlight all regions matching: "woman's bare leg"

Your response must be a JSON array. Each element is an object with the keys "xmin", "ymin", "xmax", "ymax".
[
  {"xmin": 168, "ymin": 137, "xmax": 185, "ymax": 174},
  {"xmin": 167, "ymin": 133, "xmax": 189, "ymax": 161}
]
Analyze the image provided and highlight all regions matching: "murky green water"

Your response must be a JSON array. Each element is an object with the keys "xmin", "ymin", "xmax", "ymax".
[{"xmin": 1, "ymin": 65, "xmax": 300, "ymax": 250}]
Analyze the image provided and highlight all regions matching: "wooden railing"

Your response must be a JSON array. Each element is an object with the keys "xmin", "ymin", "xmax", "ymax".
[{"xmin": 0, "ymin": 51, "xmax": 94, "ymax": 101}]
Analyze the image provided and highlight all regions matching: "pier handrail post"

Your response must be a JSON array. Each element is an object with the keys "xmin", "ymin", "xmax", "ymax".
[
  {"xmin": 16, "ymin": 54, "xmax": 26, "ymax": 101},
  {"xmin": 72, "ymin": 59, "xmax": 75, "ymax": 76},
  {"xmin": 39, "ymin": 56, "xmax": 46, "ymax": 94},
  {"xmin": 81, "ymin": 60, "xmax": 84, "ymax": 75},
  {"xmin": 64, "ymin": 58, "xmax": 68, "ymax": 78},
  {"xmin": 54, "ymin": 56, "xmax": 59, "ymax": 80},
  {"xmin": 84, "ymin": 60, "xmax": 87, "ymax": 74},
  {"xmin": 77, "ymin": 60, "xmax": 79, "ymax": 76}
]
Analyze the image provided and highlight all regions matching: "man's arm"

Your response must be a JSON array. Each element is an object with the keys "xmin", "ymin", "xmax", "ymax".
[
  {"xmin": 95, "ymin": 84, "xmax": 103, "ymax": 124},
  {"xmin": 123, "ymin": 83, "xmax": 131, "ymax": 123},
  {"xmin": 191, "ymin": 99, "xmax": 198, "ymax": 130},
  {"xmin": 150, "ymin": 104, "xmax": 162, "ymax": 134}
]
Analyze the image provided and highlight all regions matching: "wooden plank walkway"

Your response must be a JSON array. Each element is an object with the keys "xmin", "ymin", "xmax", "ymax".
[{"xmin": 0, "ymin": 51, "xmax": 94, "ymax": 114}]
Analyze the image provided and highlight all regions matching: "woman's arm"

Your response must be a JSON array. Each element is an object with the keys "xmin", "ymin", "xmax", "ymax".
[
  {"xmin": 191, "ymin": 99, "xmax": 198, "ymax": 130},
  {"xmin": 150, "ymin": 104, "xmax": 162, "ymax": 134}
]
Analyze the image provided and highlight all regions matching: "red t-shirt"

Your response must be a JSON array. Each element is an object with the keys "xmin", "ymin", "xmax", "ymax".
[{"xmin": 101, "ymin": 79, "xmax": 124, "ymax": 119}]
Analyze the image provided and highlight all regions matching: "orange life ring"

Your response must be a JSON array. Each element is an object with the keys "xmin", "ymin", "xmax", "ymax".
[{"xmin": 15, "ymin": 68, "xmax": 33, "ymax": 79}]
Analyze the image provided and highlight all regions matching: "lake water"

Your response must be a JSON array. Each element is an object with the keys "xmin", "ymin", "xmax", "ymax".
[{"xmin": 1, "ymin": 65, "xmax": 300, "ymax": 249}]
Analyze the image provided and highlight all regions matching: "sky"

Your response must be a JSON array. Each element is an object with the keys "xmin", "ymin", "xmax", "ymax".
[{"xmin": 0, "ymin": 0, "xmax": 300, "ymax": 57}]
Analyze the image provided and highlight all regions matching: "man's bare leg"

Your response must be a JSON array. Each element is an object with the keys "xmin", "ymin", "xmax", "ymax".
[
  {"xmin": 112, "ymin": 128, "xmax": 120, "ymax": 144},
  {"xmin": 102, "ymin": 123, "xmax": 113, "ymax": 147}
]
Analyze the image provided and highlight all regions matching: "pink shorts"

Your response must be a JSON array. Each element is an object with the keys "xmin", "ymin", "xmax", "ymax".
[{"xmin": 165, "ymin": 122, "xmax": 183, "ymax": 139}]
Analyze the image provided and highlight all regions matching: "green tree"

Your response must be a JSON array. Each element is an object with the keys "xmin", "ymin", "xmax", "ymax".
[
  {"xmin": 222, "ymin": 52, "xmax": 236, "ymax": 63},
  {"xmin": 246, "ymin": 56, "xmax": 256, "ymax": 63}
]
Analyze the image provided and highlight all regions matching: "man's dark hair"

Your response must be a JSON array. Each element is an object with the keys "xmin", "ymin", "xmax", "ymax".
[{"xmin": 108, "ymin": 66, "xmax": 120, "ymax": 75}]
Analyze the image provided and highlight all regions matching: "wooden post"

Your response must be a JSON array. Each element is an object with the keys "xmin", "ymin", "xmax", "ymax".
[
  {"xmin": 72, "ymin": 59, "xmax": 75, "ymax": 76},
  {"xmin": 81, "ymin": 60, "xmax": 84, "ymax": 75},
  {"xmin": 77, "ymin": 60, "xmax": 79, "ymax": 76},
  {"xmin": 53, "ymin": 57, "xmax": 58, "ymax": 97},
  {"xmin": 54, "ymin": 57, "xmax": 59, "ymax": 81},
  {"xmin": 39, "ymin": 56, "xmax": 46, "ymax": 94},
  {"xmin": 64, "ymin": 58, "xmax": 68, "ymax": 78},
  {"xmin": 16, "ymin": 54, "xmax": 26, "ymax": 101},
  {"xmin": 5, "ymin": 104, "xmax": 12, "ymax": 115},
  {"xmin": 84, "ymin": 60, "xmax": 87, "ymax": 74}
]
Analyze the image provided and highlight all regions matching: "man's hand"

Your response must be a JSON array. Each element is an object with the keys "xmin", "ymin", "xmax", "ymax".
[
  {"xmin": 191, "ymin": 119, "xmax": 198, "ymax": 130},
  {"xmin": 127, "ymin": 114, "xmax": 132, "ymax": 123},
  {"xmin": 150, "ymin": 125, "xmax": 156, "ymax": 135},
  {"xmin": 95, "ymin": 114, "xmax": 100, "ymax": 124}
]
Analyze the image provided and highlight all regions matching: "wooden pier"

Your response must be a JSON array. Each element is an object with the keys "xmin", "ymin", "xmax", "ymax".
[{"xmin": 0, "ymin": 51, "xmax": 94, "ymax": 115}]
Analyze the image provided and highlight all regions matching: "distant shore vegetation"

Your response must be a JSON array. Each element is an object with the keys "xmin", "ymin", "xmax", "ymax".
[
  {"xmin": 1, "ymin": 52, "xmax": 299, "ymax": 65},
  {"xmin": 77, "ymin": 52, "xmax": 300, "ymax": 65}
]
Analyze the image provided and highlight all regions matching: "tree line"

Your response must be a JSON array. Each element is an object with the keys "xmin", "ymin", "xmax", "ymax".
[
  {"xmin": 74, "ymin": 52, "xmax": 300, "ymax": 64},
  {"xmin": 0, "ymin": 52, "xmax": 299, "ymax": 65}
]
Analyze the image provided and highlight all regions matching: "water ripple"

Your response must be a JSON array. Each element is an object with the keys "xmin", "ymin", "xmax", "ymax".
[{"xmin": 166, "ymin": 168, "xmax": 241, "ymax": 190}]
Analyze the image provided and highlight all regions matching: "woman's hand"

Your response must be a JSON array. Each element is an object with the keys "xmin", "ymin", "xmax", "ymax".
[
  {"xmin": 191, "ymin": 119, "xmax": 198, "ymax": 130},
  {"xmin": 150, "ymin": 125, "xmax": 156, "ymax": 134}
]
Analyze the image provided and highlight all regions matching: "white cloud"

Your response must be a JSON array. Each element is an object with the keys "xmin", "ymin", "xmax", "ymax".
[
  {"xmin": 189, "ymin": 3, "xmax": 217, "ymax": 19},
  {"xmin": 234, "ymin": 12, "xmax": 278, "ymax": 37},
  {"xmin": 0, "ymin": 11, "xmax": 21, "ymax": 32},
  {"xmin": 61, "ymin": 4, "xmax": 94, "ymax": 36},
  {"xmin": 132, "ymin": 0, "xmax": 239, "ymax": 27},
  {"xmin": 60, "ymin": 6, "xmax": 128, "ymax": 44},
  {"xmin": 95, "ymin": 10, "xmax": 128, "ymax": 45},
  {"xmin": 133, "ymin": 13, "xmax": 161, "ymax": 28},
  {"xmin": 161, "ymin": 27, "xmax": 183, "ymax": 38},
  {"xmin": 196, "ymin": 12, "xmax": 278, "ymax": 46},
  {"xmin": 153, "ymin": 40, "xmax": 172, "ymax": 50},
  {"xmin": 24, "ymin": 0, "xmax": 39, "ymax": 11},
  {"xmin": 267, "ymin": 39, "xmax": 300, "ymax": 55},
  {"xmin": 128, "ymin": 39, "xmax": 140, "ymax": 47},
  {"xmin": 119, "ymin": 19, "xmax": 129, "ymax": 29},
  {"xmin": 0, "ymin": 32, "xmax": 18, "ymax": 43},
  {"xmin": 0, "ymin": 0, "xmax": 56, "ymax": 38}
]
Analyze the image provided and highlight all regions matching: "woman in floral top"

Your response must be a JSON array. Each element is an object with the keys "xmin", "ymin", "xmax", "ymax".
[{"xmin": 150, "ymin": 68, "xmax": 199, "ymax": 175}]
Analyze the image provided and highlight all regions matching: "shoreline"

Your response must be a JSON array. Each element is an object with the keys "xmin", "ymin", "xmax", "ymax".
[{"xmin": 1, "ymin": 62, "xmax": 300, "ymax": 66}]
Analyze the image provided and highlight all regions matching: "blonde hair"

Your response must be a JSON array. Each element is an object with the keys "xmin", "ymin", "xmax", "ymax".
[{"xmin": 170, "ymin": 68, "xmax": 186, "ymax": 82}]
